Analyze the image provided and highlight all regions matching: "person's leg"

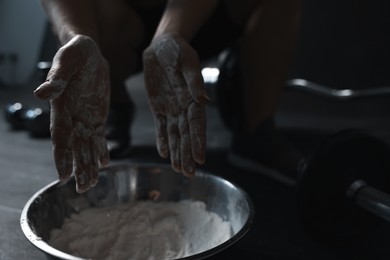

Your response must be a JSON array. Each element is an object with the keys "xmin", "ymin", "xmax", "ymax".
[
  {"xmin": 93, "ymin": 0, "xmax": 165, "ymax": 158},
  {"xmin": 226, "ymin": 0, "xmax": 302, "ymax": 132},
  {"xmin": 224, "ymin": 0, "xmax": 303, "ymax": 185}
]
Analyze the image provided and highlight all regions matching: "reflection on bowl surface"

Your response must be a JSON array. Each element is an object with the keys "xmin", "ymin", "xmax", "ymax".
[{"xmin": 21, "ymin": 163, "xmax": 254, "ymax": 260}]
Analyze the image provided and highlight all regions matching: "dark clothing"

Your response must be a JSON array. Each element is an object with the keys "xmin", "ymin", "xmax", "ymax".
[{"xmin": 131, "ymin": 1, "xmax": 243, "ymax": 70}]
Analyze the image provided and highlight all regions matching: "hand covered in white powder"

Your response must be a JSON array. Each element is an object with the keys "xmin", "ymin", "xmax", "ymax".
[
  {"xmin": 143, "ymin": 33, "xmax": 209, "ymax": 177},
  {"xmin": 34, "ymin": 34, "xmax": 110, "ymax": 193}
]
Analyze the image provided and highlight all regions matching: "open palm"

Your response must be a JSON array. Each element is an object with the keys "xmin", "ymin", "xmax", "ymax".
[
  {"xmin": 34, "ymin": 35, "xmax": 110, "ymax": 193},
  {"xmin": 143, "ymin": 34, "xmax": 209, "ymax": 177}
]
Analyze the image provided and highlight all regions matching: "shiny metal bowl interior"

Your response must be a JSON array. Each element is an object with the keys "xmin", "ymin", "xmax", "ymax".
[{"xmin": 21, "ymin": 163, "xmax": 254, "ymax": 260}]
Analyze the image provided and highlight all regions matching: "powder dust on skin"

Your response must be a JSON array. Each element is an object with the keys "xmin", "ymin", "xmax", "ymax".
[
  {"xmin": 34, "ymin": 34, "xmax": 111, "ymax": 193},
  {"xmin": 49, "ymin": 200, "xmax": 232, "ymax": 260},
  {"xmin": 143, "ymin": 33, "xmax": 208, "ymax": 177}
]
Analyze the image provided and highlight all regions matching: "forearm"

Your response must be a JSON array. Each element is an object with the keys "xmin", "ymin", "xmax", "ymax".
[
  {"xmin": 153, "ymin": 0, "xmax": 220, "ymax": 42},
  {"xmin": 40, "ymin": 0, "xmax": 99, "ymax": 45}
]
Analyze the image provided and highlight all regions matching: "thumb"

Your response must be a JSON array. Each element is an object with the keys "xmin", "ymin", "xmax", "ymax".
[
  {"xmin": 34, "ymin": 77, "xmax": 68, "ymax": 100},
  {"xmin": 34, "ymin": 47, "xmax": 78, "ymax": 100}
]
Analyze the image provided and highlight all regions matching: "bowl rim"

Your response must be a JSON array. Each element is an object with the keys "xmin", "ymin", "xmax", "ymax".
[
  {"xmin": 20, "ymin": 178, "xmax": 84, "ymax": 260},
  {"xmin": 20, "ymin": 162, "xmax": 255, "ymax": 260}
]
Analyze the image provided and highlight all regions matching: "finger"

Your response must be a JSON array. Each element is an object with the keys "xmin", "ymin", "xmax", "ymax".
[
  {"xmin": 34, "ymin": 80, "xmax": 67, "ymax": 100},
  {"xmin": 143, "ymin": 52, "xmax": 171, "ymax": 160},
  {"xmin": 96, "ymin": 125, "xmax": 110, "ymax": 166},
  {"xmin": 50, "ymin": 99, "xmax": 73, "ymax": 180},
  {"xmin": 155, "ymin": 115, "xmax": 169, "ymax": 158},
  {"xmin": 179, "ymin": 113, "xmax": 196, "ymax": 177},
  {"xmin": 188, "ymin": 102, "xmax": 207, "ymax": 165},
  {"xmin": 181, "ymin": 48, "xmax": 209, "ymax": 104},
  {"xmin": 167, "ymin": 115, "xmax": 181, "ymax": 172},
  {"xmin": 34, "ymin": 48, "xmax": 78, "ymax": 100},
  {"xmin": 51, "ymin": 126, "xmax": 73, "ymax": 180},
  {"xmin": 73, "ymin": 141, "xmax": 92, "ymax": 193},
  {"xmin": 90, "ymin": 136, "xmax": 100, "ymax": 187},
  {"xmin": 72, "ymin": 123, "xmax": 93, "ymax": 193}
]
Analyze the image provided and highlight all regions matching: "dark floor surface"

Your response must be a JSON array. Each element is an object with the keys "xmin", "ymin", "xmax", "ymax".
[{"xmin": 0, "ymin": 73, "xmax": 390, "ymax": 260}]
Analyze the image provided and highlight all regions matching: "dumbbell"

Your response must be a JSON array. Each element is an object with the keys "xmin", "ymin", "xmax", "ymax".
[
  {"xmin": 4, "ymin": 102, "xmax": 30, "ymax": 130},
  {"xmin": 23, "ymin": 107, "xmax": 50, "ymax": 138},
  {"xmin": 24, "ymin": 61, "xmax": 52, "ymax": 138},
  {"xmin": 4, "ymin": 62, "xmax": 52, "ymax": 137},
  {"xmin": 296, "ymin": 129, "xmax": 390, "ymax": 246},
  {"xmin": 4, "ymin": 102, "xmax": 50, "ymax": 138}
]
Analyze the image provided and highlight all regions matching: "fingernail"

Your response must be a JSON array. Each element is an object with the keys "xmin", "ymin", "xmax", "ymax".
[
  {"xmin": 56, "ymin": 159, "xmax": 73, "ymax": 181},
  {"xmin": 158, "ymin": 144, "xmax": 169, "ymax": 159},
  {"xmin": 76, "ymin": 180, "xmax": 91, "ymax": 193},
  {"xmin": 76, "ymin": 184, "xmax": 90, "ymax": 193},
  {"xmin": 100, "ymin": 156, "xmax": 110, "ymax": 166},
  {"xmin": 184, "ymin": 166, "xmax": 195, "ymax": 177},
  {"xmin": 171, "ymin": 161, "xmax": 182, "ymax": 173},
  {"xmin": 90, "ymin": 177, "xmax": 98, "ymax": 187},
  {"xmin": 195, "ymin": 93, "xmax": 210, "ymax": 104},
  {"xmin": 58, "ymin": 167, "xmax": 72, "ymax": 181},
  {"xmin": 184, "ymin": 169, "xmax": 195, "ymax": 178},
  {"xmin": 58, "ymin": 174, "xmax": 71, "ymax": 181},
  {"xmin": 203, "ymin": 92, "xmax": 210, "ymax": 102},
  {"xmin": 33, "ymin": 86, "xmax": 43, "ymax": 96},
  {"xmin": 34, "ymin": 86, "xmax": 52, "ymax": 99}
]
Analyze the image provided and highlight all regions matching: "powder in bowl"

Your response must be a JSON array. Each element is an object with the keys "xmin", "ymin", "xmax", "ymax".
[{"xmin": 48, "ymin": 200, "xmax": 232, "ymax": 260}]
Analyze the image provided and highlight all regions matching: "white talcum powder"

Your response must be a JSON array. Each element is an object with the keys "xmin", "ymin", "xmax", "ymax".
[{"xmin": 48, "ymin": 200, "xmax": 232, "ymax": 260}]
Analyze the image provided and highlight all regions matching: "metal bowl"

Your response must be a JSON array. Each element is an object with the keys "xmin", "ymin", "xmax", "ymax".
[{"xmin": 21, "ymin": 163, "xmax": 254, "ymax": 260}]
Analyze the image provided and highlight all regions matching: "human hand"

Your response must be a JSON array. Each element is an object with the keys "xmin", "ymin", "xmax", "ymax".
[
  {"xmin": 34, "ymin": 35, "xmax": 110, "ymax": 193},
  {"xmin": 143, "ymin": 33, "xmax": 209, "ymax": 177}
]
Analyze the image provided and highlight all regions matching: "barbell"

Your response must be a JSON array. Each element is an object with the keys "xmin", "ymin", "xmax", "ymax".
[{"xmin": 296, "ymin": 129, "xmax": 390, "ymax": 246}]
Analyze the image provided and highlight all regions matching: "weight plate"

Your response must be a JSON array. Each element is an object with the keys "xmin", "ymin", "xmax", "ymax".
[{"xmin": 296, "ymin": 129, "xmax": 390, "ymax": 245}]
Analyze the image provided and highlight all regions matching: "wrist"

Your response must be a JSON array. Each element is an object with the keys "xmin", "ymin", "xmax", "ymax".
[
  {"xmin": 152, "ymin": 0, "xmax": 220, "ymax": 42},
  {"xmin": 58, "ymin": 27, "xmax": 99, "ymax": 47},
  {"xmin": 60, "ymin": 34, "xmax": 101, "ymax": 59},
  {"xmin": 151, "ymin": 32, "xmax": 182, "ymax": 45}
]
